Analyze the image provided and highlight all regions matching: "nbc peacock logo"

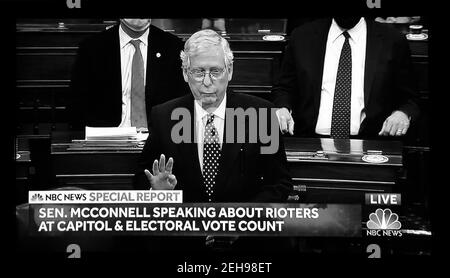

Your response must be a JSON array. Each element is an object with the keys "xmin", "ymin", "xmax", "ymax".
[
  {"xmin": 30, "ymin": 193, "xmax": 44, "ymax": 202},
  {"xmin": 366, "ymin": 208, "xmax": 403, "ymax": 237}
]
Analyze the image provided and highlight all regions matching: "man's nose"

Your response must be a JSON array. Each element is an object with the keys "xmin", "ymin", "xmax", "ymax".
[{"xmin": 202, "ymin": 73, "xmax": 212, "ymax": 86}]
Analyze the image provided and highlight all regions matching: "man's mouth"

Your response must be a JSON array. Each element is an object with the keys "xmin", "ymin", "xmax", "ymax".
[{"xmin": 200, "ymin": 92, "xmax": 216, "ymax": 97}]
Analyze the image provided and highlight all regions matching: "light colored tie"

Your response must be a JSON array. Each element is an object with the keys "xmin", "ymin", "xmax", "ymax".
[{"xmin": 130, "ymin": 39, "xmax": 147, "ymax": 129}]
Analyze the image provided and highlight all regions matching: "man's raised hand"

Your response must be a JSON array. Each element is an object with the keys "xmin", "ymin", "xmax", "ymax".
[{"xmin": 144, "ymin": 154, "xmax": 177, "ymax": 190}]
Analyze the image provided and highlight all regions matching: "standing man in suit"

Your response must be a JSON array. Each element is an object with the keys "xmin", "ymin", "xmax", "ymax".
[
  {"xmin": 69, "ymin": 19, "xmax": 189, "ymax": 131},
  {"xmin": 134, "ymin": 29, "xmax": 292, "ymax": 203},
  {"xmin": 133, "ymin": 29, "xmax": 292, "ymax": 255},
  {"xmin": 273, "ymin": 17, "xmax": 420, "ymax": 139}
]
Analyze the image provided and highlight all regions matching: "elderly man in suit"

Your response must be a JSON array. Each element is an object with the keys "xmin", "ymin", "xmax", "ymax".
[
  {"xmin": 70, "ymin": 19, "xmax": 189, "ymax": 131},
  {"xmin": 134, "ymin": 29, "xmax": 292, "ymax": 203},
  {"xmin": 133, "ymin": 29, "xmax": 292, "ymax": 255},
  {"xmin": 274, "ymin": 17, "xmax": 420, "ymax": 139}
]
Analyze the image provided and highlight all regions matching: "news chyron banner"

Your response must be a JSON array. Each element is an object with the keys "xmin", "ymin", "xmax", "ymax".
[{"xmin": 24, "ymin": 190, "xmax": 361, "ymax": 237}]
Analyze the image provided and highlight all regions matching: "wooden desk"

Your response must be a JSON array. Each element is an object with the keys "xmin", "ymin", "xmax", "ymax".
[
  {"xmin": 51, "ymin": 143, "xmax": 140, "ymax": 189},
  {"xmin": 47, "ymin": 137, "xmax": 404, "ymax": 203},
  {"xmin": 284, "ymin": 137, "xmax": 403, "ymax": 202}
]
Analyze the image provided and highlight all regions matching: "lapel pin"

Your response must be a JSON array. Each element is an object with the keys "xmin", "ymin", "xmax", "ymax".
[{"xmin": 156, "ymin": 52, "xmax": 161, "ymax": 58}]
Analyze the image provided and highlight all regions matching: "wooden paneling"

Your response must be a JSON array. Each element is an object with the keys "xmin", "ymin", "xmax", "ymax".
[
  {"xmin": 16, "ymin": 22, "xmax": 111, "ymax": 135},
  {"xmin": 232, "ymin": 57, "xmax": 275, "ymax": 86},
  {"xmin": 412, "ymin": 61, "xmax": 429, "ymax": 94},
  {"xmin": 15, "ymin": 21, "xmax": 429, "ymax": 141},
  {"xmin": 16, "ymin": 52, "xmax": 75, "ymax": 81},
  {"xmin": 15, "ymin": 24, "xmax": 288, "ymax": 134},
  {"xmin": 16, "ymin": 32, "xmax": 97, "ymax": 47}
]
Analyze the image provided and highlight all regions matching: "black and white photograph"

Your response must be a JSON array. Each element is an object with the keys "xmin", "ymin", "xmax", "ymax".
[{"xmin": 7, "ymin": 0, "xmax": 436, "ymax": 273}]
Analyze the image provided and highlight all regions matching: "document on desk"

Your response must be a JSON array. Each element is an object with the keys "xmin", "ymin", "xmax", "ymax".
[
  {"xmin": 85, "ymin": 126, "xmax": 138, "ymax": 140},
  {"xmin": 68, "ymin": 127, "xmax": 148, "ymax": 151}
]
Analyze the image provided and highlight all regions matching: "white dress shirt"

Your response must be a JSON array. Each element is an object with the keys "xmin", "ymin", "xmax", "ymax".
[
  {"xmin": 118, "ymin": 25, "xmax": 149, "ymax": 127},
  {"xmin": 315, "ymin": 18, "xmax": 367, "ymax": 136},
  {"xmin": 194, "ymin": 96, "xmax": 227, "ymax": 173}
]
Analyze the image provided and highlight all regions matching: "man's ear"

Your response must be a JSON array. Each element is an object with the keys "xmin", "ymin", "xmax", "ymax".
[
  {"xmin": 227, "ymin": 64, "xmax": 233, "ymax": 81},
  {"xmin": 182, "ymin": 69, "xmax": 189, "ymax": 83}
]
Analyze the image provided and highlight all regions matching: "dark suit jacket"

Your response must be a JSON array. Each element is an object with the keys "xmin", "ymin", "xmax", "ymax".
[
  {"xmin": 69, "ymin": 24, "xmax": 190, "ymax": 130},
  {"xmin": 134, "ymin": 92, "xmax": 292, "ymax": 203},
  {"xmin": 273, "ymin": 18, "xmax": 420, "ymax": 138}
]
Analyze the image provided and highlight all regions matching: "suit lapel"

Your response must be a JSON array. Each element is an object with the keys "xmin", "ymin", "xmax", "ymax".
[
  {"xmin": 311, "ymin": 19, "xmax": 332, "ymax": 119},
  {"xmin": 178, "ymin": 93, "xmax": 244, "ymax": 199},
  {"xmin": 364, "ymin": 20, "xmax": 383, "ymax": 106},
  {"xmin": 146, "ymin": 26, "xmax": 162, "ymax": 109},
  {"xmin": 110, "ymin": 26, "xmax": 123, "ymax": 125},
  {"xmin": 175, "ymin": 96, "xmax": 204, "ymax": 197},
  {"xmin": 213, "ymin": 93, "xmax": 244, "ymax": 197}
]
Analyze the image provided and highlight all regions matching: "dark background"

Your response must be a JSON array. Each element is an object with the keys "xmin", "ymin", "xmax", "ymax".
[{"xmin": 3, "ymin": 0, "xmax": 441, "ymax": 270}]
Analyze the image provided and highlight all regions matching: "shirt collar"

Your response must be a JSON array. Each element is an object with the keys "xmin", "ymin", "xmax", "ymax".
[
  {"xmin": 194, "ymin": 93, "xmax": 227, "ymax": 123},
  {"xmin": 119, "ymin": 24, "xmax": 149, "ymax": 49},
  {"xmin": 329, "ymin": 17, "xmax": 366, "ymax": 44}
]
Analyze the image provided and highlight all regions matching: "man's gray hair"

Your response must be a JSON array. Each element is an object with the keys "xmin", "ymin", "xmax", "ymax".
[{"xmin": 180, "ymin": 29, "xmax": 234, "ymax": 69}]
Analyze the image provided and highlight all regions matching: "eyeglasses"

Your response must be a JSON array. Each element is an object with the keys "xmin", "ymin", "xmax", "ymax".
[{"xmin": 187, "ymin": 68, "xmax": 226, "ymax": 82}]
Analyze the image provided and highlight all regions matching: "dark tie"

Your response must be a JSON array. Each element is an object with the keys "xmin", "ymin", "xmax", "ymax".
[
  {"xmin": 202, "ymin": 113, "xmax": 221, "ymax": 202},
  {"xmin": 130, "ymin": 39, "xmax": 147, "ymax": 129},
  {"xmin": 331, "ymin": 31, "xmax": 352, "ymax": 139}
]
